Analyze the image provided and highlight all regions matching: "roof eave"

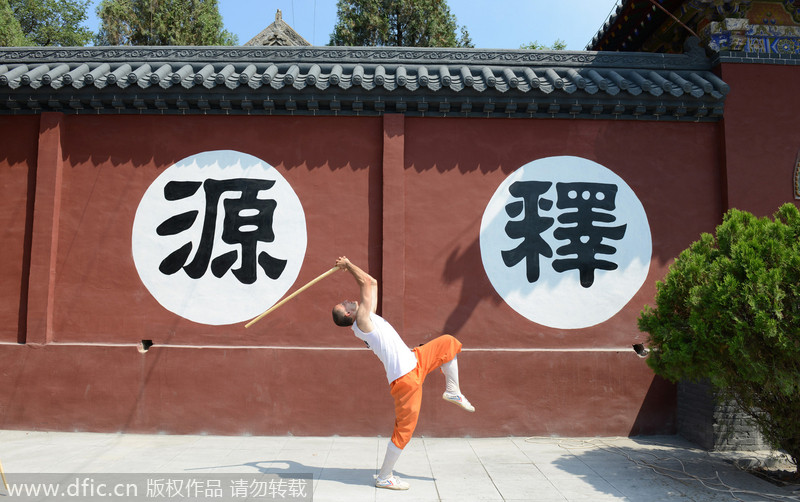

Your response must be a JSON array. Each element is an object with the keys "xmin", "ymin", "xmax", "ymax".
[{"xmin": 0, "ymin": 44, "xmax": 727, "ymax": 121}]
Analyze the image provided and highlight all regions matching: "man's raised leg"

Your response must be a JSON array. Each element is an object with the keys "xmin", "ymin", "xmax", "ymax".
[{"xmin": 441, "ymin": 356, "xmax": 475, "ymax": 412}]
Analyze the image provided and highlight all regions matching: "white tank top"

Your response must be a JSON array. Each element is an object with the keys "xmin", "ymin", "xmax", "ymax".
[{"xmin": 353, "ymin": 313, "xmax": 417, "ymax": 383}]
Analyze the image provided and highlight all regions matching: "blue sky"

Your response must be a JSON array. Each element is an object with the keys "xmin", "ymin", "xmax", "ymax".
[{"xmin": 84, "ymin": 0, "xmax": 621, "ymax": 50}]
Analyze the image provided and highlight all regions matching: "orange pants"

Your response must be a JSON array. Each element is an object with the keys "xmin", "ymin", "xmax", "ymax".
[{"xmin": 389, "ymin": 334, "xmax": 462, "ymax": 449}]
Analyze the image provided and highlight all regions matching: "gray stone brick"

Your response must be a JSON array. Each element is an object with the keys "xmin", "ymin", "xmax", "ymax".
[{"xmin": 677, "ymin": 380, "xmax": 769, "ymax": 451}]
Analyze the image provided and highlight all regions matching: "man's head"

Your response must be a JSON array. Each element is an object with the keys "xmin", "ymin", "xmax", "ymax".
[{"xmin": 332, "ymin": 300, "xmax": 358, "ymax": 327}]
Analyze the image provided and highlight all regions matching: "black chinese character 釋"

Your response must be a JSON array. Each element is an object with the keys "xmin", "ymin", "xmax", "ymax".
[
  {"xmin": 156, "ymin": 178, "xmax": 287, "ymax": 284},
  {"xmin": 502, "ymin": 180, "xmax": 627, "ymax": 288}
]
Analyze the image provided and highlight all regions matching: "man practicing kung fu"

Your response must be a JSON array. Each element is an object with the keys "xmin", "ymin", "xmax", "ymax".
[{"xmin": 331, "ymin": 256, "xmax": 475, "ymax": 491}]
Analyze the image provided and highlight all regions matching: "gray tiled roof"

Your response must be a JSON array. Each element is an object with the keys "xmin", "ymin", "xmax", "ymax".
[{"xmin": 0, "ymin": 42, "xmax": 728, "ymax": 120}]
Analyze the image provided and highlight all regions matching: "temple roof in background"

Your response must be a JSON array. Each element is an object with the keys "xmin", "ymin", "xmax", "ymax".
[
  {"xmin": 588, "ymin": 0, "xmax": 800, "ymax": 55},
  {"xmin": 245, "ymin": 10, "xmax": 311, "ymax": 47}
]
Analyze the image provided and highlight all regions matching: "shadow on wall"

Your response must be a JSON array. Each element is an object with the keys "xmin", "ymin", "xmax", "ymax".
[
  {"xmin": 59, "ymin": 115, "xmax": 379, "ymax": 173},
  {"xmin": 441, "ymin": 237, "xmax": 504, "ymax": 335},
  {"xmin": 629, "ymin": 376, "xmax": 676, "ymax": 436}
]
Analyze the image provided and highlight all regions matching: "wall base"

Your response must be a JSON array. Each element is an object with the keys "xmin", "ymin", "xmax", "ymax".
[
  {"xmin": 677, "ymin": 380, "xmax": 768, "ymax": 451},
  {"xmin": 0, "ymin": 344, "xmax": 675, "ymax": 438}
]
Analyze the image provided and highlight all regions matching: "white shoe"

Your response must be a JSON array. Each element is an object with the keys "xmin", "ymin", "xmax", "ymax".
[
  {"xmin": 375, "ymin": 475, "xmax": 410, "ymax": 490},
  {"xmin": 443, "ymin": 391, "xmax": 475, "ymax": 412}
]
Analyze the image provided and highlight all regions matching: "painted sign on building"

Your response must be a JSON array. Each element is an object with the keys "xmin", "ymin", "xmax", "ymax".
[
  {"xmin": 480, "ymin": 156, "xmax": 652, "ymax": 329},
  {"xmin": 132, "ymin": 150, "xmax": 307, "ymax": 325}
]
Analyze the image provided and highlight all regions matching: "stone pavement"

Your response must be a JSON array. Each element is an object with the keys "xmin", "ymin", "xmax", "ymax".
[{"xmin": 0, "ymin": 430, "xmax": 798, "ymax": 501}]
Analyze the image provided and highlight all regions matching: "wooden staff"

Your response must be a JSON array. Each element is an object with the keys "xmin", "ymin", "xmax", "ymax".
[
  {"xmin": 245, "ymin": 266, "xmax": 340, "ymax": 328},
  {"xmin": 0, "ymin": 457, "xmax": 8, "ymax": 492}
]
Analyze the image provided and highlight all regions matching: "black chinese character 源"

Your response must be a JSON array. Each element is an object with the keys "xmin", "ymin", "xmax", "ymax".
[{"xmin": 156, "ymin": 178, "xmax": 288, "ymax": 284}]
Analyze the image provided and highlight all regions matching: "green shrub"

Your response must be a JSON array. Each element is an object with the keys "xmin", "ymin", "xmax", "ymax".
[{"xmin": 639, "ymin": 203, "xmax": 800, "ymax": 474}]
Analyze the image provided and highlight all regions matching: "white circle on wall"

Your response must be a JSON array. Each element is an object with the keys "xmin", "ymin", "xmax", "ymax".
[
  {"xmin": 132, "ymin": 150, "xmax": 307, "ymax": 325},
  {"xmin": 480, "ymin": 156, "xmax": 651, "ymax": 329}
]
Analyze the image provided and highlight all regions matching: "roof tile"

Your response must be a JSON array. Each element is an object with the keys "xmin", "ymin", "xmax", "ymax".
[{"xmin": 0, "ymin": 46, "xmax": 728, "ymax": 120}]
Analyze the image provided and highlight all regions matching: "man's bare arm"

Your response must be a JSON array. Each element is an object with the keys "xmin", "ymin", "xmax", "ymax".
[{"xmin": 335, "ymin": 256, "xmax": 377, "ymax": 331}]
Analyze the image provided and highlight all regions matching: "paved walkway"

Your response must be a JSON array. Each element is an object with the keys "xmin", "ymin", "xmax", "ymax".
[{"xmin": 0, "ymin": 430, "xmax": 797, "ymax": 501}]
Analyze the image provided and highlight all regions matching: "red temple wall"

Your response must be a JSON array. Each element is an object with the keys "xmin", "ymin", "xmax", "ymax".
[
  {"xmin": 0, "ymin": 105, "xmax": 773, "ymax": 438},
  {"xmin": 718, "ymin": 63, "xmax": 800, "ymax": 216},
  {"xmin": 400, "ymin": 118, "xmax": 724, "ymax": 348}
]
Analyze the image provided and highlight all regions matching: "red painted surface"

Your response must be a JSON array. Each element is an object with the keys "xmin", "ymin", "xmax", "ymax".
[
  {"xmin": 0, "ymin": 115, "xmax": 38, "ymax": 344},
  {"xmin": 0, "ymin": 344, "xmax": 672, "ymax": 437},
  {"xmin": 401, "ymin": 118, "xmax": 723, "ymax": 349},
  {"xmin": 27, "ymin": 113, "xmax": 66, "ymax": 345},
  {"xmin": 50, "ymin": 114, "xmax": 382, "ymax": 346},
  {"xmin": 381, "ymin": 114, "xmax": 406, "ymax": 328},
  {"xmin": 718, "ymin": 63, "xmax": 800, "ymax": 216},
  {"xmin": 0, "ymin": 87, "xmax": 792, "ymax": 437}
]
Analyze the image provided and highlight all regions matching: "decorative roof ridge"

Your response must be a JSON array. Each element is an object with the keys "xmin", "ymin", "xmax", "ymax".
[
  {"xmin": 244, "ymin": 9, "xmax": 311, "ymax": 47},
  {"xmin": 0, "ymin": 42, "xmax": 711, "ymax": 70}
]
